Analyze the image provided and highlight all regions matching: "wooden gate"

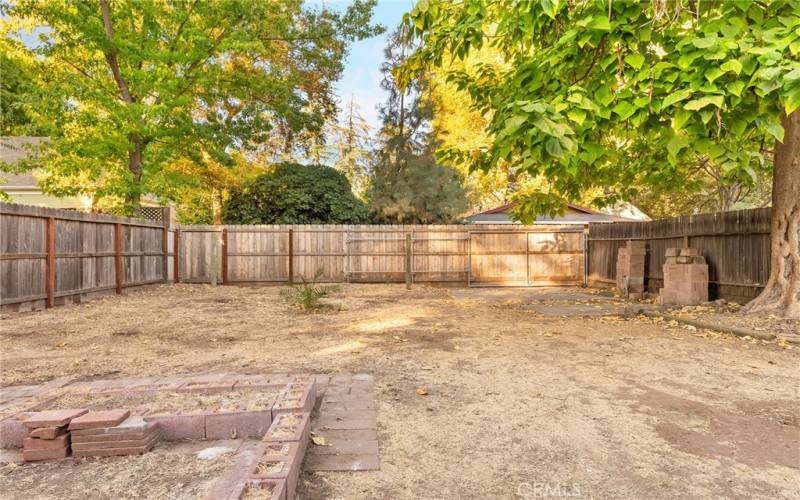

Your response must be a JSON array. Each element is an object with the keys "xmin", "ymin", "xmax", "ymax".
[{"xmin": 468, "ymin": 229, "xmax": 585, "ymax": 286}]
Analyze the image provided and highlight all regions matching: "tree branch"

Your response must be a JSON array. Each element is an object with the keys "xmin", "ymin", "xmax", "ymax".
[{"xmin": 99, "ymin": 0, "xmax": 134, "ymax": 103}]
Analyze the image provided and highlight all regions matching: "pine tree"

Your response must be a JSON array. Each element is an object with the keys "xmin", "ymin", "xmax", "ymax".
[{"xmin": 367, "ymin": 27, "xmax": 468, "ymax": 224}]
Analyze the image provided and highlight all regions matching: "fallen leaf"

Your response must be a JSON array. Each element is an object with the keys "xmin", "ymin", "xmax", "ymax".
[
  {"xmin": 416, "ymin": 387, "xmax": 429, "ymax": 396},
  {"xmin": 311, "ymin": 434, "xmax": 329, "ymax": 446}
]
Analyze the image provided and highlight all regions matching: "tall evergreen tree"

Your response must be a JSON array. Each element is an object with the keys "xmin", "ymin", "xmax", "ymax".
[{"xmin": 368, "ymin": 27, "xmax": 468, "ymax": 224}]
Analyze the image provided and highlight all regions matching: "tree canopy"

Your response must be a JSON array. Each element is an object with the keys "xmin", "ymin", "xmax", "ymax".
[
  {"xmin": 224, "ymin": 162, "xmax": 371, "ymax": 225},
  {"xmin": 400, "ymin": 0, "xmax": 799, "ymax": 316},
  {"xmin": 401, "ymin": 0, "xmax": 797, "ymax": 215},
  {"xmin": 1, "ymin": 0, "xmax": 382, "ymax": 212}
]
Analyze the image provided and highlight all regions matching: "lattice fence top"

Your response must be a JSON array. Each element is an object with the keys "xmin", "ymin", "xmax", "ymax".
[{"xmin": 135, "ymin": 206, "xmax": 166, "ymax": 222}]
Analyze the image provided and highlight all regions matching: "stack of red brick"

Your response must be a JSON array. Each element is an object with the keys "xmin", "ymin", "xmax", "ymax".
[
  {"xmin": 22, "ymin": 408, "xmax": 87, "ymax": 461},
  {"xmin": 661, "ymin": 247, "xmax": 709, "ymax": 305},
  {"xmin": 616, "ymin": 240, "xmax": 646, "ymax": 299},
  {"xmin": 71, "ymin": 411, "xmax": 161, "ymax": 458}
]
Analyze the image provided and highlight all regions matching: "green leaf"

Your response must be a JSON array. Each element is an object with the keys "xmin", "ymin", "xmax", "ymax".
[
  {"xmin": 784, "ymin": 83, "xmax": 800, "ymax": 114},
  {"xmin": 684, "ymin": 95, "xmax": 724, "ymax": 110},
  {"xmin": 539, "ymin": 0, "xmax": 559, "ymax": 19},
  {"xmin": 625, "ymin": 53, "xmax": 645, "ymax": 70},
  {"xmin": 727, "ymin": 80, "xmax": 745, "ymax": 97},
  {"xmin": 612, "ymin": 101, "xmax": 636, "ymax": 120},
  {"xmin": 588, "ymin": 15, "xmax": 611, "ymax": 31},
  {"xmin": 662, "ymin": 89, "xmax": 693, "ymax": 109},
  {"xmin": 671, "ymin": 109, "xmax": 691, "ymax": 130},
  {"xmin": 720, "ymin": 59, "xmax": 743, "ymax": 75},
  {"xmin": 692, "ymin": 36, "xmax": 718, "ymax": 49},
  {"xmin": 505, "ymin": 115, "xmax": 528, "ymax": 133},
  {"xmin": 705, "ymin": 67, "xmax": 724, "ymax": 83},
  {"xmin": 667, "ymin": 135, "xmax": 688, "ymax": 163},
  {"xmin": 764, "ymin": 121, "xmax": 784, "ymax": 142},
  {"xmin": 545, "ymin": 138, "xmax": 563, "ymax": 157},
  {"xmin": 567, "ymin": 109, "xmax": 587, "ymax": 125}
]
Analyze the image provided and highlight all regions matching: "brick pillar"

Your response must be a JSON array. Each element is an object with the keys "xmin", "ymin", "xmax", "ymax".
[
  {"xmin": 616, "ymin": 240, "xmax": 646, "ymax": 298},
  {"xmin": 661, "ymin": 247, "xmax": 709, "ymax": 305}
]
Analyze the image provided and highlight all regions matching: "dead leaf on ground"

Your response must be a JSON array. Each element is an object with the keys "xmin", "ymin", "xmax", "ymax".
[
  {"xmin": 416, "ymin": 387, "xmax": 429, "ymax": 396},
  {"xmin": 310, "ymin": 433, "xmax": 330, "ymax": 446}
]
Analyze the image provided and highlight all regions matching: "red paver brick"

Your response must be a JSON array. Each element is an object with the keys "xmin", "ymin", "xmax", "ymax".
[
  {"xmin": 308, "ymin": 438, "xmax": 378, "ymax": 456},
  {"xmin": 23, "ymin": 408, "xmax": 88, "ymax": 429},
  {"xmin": 22, "ymin": 445, "xmax": 70, "ymax": 461},
  {"xmin": 28, "ymin": 425, "xmax": 68, "ymax": 440},
  {"xmin": 70, "ymin": 416, "xmax": 152, "ymax": 437},
  {"xmin": 71, "ymin": 432, "xmax": 158, "ymax": 451},
  {"xmin": 68, "ymin": 409, "xmax": 131, "ymax": 430},
  {"xmin": 71, "ymin": 427, "xmax": 157, "ymax": 443},
  {"xmin": 71, "ymin": 433, "xmax": 159, "ymax": 457},
  {"xmin": 143, "ymin": 414, "xmax": 205, "ymax": 440},
  {"xmin": 304, "ymin": 452, "xmax": 380, "ymax": 472},
  {"xmin": 316, "ymin": 410, "xmax": 376, "ymax": 430},
  {"xmin": 205, "ymin": 410, "xmax": 272, "ymax": 440},
  {"xmin": 23, "ymin": 434, "xmax": 70, "ymax": 450}
]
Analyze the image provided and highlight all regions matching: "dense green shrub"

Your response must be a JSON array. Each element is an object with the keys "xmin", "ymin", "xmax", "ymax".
[{"xmin": 223, "ymin": 162, "xmax": 372, "ymax": 224}]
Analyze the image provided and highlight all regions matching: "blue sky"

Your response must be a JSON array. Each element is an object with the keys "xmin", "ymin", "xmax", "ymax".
[{"xmin": 310, "ymin": 1, "xmax": 414, "ymax": 130}]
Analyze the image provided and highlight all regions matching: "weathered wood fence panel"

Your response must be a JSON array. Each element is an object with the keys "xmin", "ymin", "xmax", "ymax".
[
  {"xmin": 587, "ymin": 208, "xmax": 771, "ymax": 302},
  {"xmin": 0, "ymin": 203, "xmax": 168, "ymax": 310},
  {"xmin": 176, "ymin": 224, "xmax": 585, "ymax": 286}
]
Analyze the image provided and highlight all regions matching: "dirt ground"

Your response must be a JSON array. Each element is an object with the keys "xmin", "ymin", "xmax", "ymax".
[{"xmin": 1, "ymin": 284, "xmax": 799, "ymax": 499}]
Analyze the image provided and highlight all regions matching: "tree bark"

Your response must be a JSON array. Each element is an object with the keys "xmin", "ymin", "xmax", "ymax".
[
  {"xmin": 100, "ymin": 0, "xmax": 143, "ymax": 212},
  {"xmin": 743, "ymin": 110, "xmax": 800, "ymax": 318},
  {"xmin": 211, "ymin": 188, "xmax": 223, "ymax": 225}
]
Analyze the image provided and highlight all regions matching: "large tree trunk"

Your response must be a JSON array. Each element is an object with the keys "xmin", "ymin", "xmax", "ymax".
[{"xmin": 743, "ymin": 110, "xmax": 800, "ymax": 318}]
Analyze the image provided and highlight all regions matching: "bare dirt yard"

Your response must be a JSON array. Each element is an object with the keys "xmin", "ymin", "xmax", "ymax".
[{"xmin": 1, "ymin": 284, "xmax": 799, "ymax": 499}]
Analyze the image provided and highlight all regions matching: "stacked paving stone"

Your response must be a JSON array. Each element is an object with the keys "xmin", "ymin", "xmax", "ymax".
[
  {"xmin": 616, "ymin": 240, "xmax": 646, "ymax": 299},
  {"xmin": 661, "ymin": 247, "xmax": 709, "ymax": 305},
  {"xmin": 22, "ymin": 408, "xmax": 87, "ymax": 461},
  {"xmin": 70, "ymin": 411, "xmax": 161, "ymax": 457}
]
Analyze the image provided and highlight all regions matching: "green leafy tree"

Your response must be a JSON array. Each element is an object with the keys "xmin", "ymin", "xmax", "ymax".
[
  {"xmin": 1, "ymin": 0, "xmax": 382, "ymax": 212},
  {"xmin": 224, "ymin": 162, "xmax": 371, "ymax": 224},
  {"xmin": 401, "ymin": 0, "xmax": 800, "ymax": 317},
  {"xmin": 0, "ymin": 51, "xmax": 44, "ymax": 135},
  {"xmin": 369, "ymin": 27, "xmax": 469, "ymax": 223}
]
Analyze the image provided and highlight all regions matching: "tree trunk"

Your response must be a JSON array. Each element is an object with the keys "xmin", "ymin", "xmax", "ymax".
[
  {"xmin": 211, "ymin": 188, "xmax": 223, "ymax": 225},
  {"xmin": 743, "ymin": 110, "xmax": 800, "ymax": 318},
  {"xmin": 126, "ymin": 134, "xmax": 143, "ymax": 211}
]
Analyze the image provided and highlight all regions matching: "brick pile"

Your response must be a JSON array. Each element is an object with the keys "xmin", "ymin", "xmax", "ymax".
[
  {"xmin": 616, "ymin": 240, "xmax": 646, "ymax": 299},
  {"xmin": 661, "ymin": 247, "xmax": 709, "ymax": 305},
  {"xmin": 70, "ymin": 412, "xmax": 161, "ymax": 457},
  {"xmin": 22, "ymin": 408, "xmax": 87, "ymax": 461}
]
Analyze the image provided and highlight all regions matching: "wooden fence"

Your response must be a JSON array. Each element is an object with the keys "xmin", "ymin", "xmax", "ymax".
[
  {"xmin": 587, "ymin": 208, "xmax": 771, "ymax": 302},
  {"xmin": 0, "ymin": 203, "xmax": 169, "ymax": 310},
  {"xmin": 3, "ymin": 202, "xmax": 772, "ymax": 310},
  {"xmin": 175, "ymin": 224, "xmax": 586, "ymax": 287}
]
